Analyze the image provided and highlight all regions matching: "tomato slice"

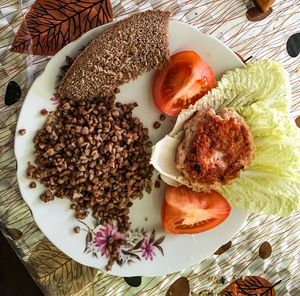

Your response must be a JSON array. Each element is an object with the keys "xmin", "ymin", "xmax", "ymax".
[
  {"xmin": 161, "ymin": 185, "xmax": 231, "ymax": 234},
  {"xmin": 152, "ymin": 51, "xmax": 216, "ymax": 116}
]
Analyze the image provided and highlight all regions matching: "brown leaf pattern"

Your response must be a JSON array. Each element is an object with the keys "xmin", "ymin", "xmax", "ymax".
[
  {"xmin": 154, "ymin": 235, "xmax": 165, "ymax": 246},
  {"xmin": 1, "ymin": 0, "xmax": 300, "ymax": 295},
  {"xmin": 219, "ymin": 276, "xmax": 281, "ymax": 296},
  {"xmin": 131, "ymin": 239, "xmax": 144, "ymax": 250},
  {"xmin": 84, "ymin": 231, "xmax": 92, "ymax": 252},
  {"xmin": 155, "ymin": 245, "xmax": 164, "ymax": 256},
  {"xmin": 27, "ymin": 237, "xmax": 98, "ymax": 295},
  {"xmin": 149, "ymin": 229, "xmax": 155, "ymax": 244},
  {"xmin": 5, "ymin": 227, "xmax": 23, "ymax": 240},
  {"xmin": 10, "ymin": 0, "xmax": 113, "ymax": 55}
]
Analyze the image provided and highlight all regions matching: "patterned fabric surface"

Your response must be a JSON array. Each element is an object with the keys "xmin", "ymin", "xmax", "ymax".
[{"xmin": 1, "ymin": 0, "xmax": 300, "ymax": 295}]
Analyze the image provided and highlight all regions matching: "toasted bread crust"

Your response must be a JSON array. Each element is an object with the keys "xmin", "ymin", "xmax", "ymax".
[{"xmin": 58, "ymin": 10, "xmax": 172, "ymax": 100}]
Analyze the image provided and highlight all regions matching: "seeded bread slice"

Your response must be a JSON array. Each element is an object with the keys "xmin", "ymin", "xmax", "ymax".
[{"xmin": 58, "ymin": 10, "xmax": 172, "ymax": 101}]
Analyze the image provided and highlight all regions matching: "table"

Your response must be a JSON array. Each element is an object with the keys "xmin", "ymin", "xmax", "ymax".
[{"xmin": 0, "ymin": 0, "xmax": 299, "ymax": 295}]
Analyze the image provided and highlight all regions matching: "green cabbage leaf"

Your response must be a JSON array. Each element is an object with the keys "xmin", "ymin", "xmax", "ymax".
[{"xmin": 154, "ymin": 60, "xmax": 300, "ymax": 216}]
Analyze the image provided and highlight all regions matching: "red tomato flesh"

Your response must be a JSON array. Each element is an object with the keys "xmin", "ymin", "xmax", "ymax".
[
  {"xmin": 162, "ymin": 185, "xmax": 231, "ymax": 234},
  {"xmin": 152, "ymin": 51, "xmax": 216, "ymax": 116}
]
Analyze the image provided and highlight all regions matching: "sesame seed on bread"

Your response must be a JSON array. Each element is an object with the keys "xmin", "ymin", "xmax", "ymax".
[{"xmin": 58, "ymin": 10, "xmax": 172, "ymax": 101}]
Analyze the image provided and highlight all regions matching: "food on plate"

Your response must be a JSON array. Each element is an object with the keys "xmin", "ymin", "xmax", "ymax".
[
  {"xmin": 160, "ymin": 114, "xmax": 166, "ymax": 121},
  {"xmin": 154, "ymin": 180, "xmax": 161, "ymax": 188},
  {"xmin": 26, "ymin": 9, "xmax": 177, "ymax": 236},
  {"xmin": 176, "ymin": 107, "xmax": 256, "ymax": 192},
  {"xmin": 73, "ymin": 226, "xmax": 81, "ymax": 233},
  {"xmin": 40, "ymin": 108, "xmax": 48, "ymax": 116},
  {"xmin": 152, "ymin": 51, "xmax": 216, "ymax": 115},
  {"xmin": 153, "ymin": 121, "xmax": 161, "ymax": 129},
  {"xmin": 27, "ymin": 96, "xmax": 153, "ymax": 233},
  {"xmin": 58, "ymin": 10, "xmax": 171, "ymax": 101},
  {"xmin": 152, "ymin": 60, "xmax": 300, "ymax": 216},
  {"xmin": 162, "ymin": 185, "xmax": 231, "ymax": 234},
  {"xmin": 18, "ymin": 128, "xmax": 26, "ymax": 135}
]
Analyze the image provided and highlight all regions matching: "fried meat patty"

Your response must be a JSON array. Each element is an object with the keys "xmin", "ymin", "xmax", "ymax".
[{"xmin": 176, "ymin": 108, "xmax": 256, "ymax": 192}]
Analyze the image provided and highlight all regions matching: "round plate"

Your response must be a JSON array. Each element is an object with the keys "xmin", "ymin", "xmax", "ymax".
[{"xmin": 15, "ymin": 20, "xmax": 247, "ymax": 277}]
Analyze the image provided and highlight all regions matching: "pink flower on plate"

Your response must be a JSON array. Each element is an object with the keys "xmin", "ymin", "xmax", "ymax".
[
  {"xmin": 94, "ymin": 224, "xmax": 126, "ymax": 258},
  {"xmin": 141, "ymin": 239, "xmax": 155, "ymax": 260},
  {"xmin": 50, "ymin": 93, "xmax": 61, "ymax": 105}
]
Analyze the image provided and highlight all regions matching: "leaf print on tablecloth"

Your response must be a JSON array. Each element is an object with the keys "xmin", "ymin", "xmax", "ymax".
[
  {"xmin": 219, "ymin": 276, "xmax": 281, "ymax": 296},
  {"xmin": 27, "ymin": 237, "xmax": 98, "ymax": 296},
  {"xmin": 5, "ymin": 227, "xmax": 23, "ymax": 240},
  {"xmin": 11, "ymin": 0, "xmax": 113, "ymax": 56}
]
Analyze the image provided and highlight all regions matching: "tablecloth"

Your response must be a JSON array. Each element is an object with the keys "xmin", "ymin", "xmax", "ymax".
[{"xmin": 0, "ymin": 0, "xmax": 299, "ymax": 295}]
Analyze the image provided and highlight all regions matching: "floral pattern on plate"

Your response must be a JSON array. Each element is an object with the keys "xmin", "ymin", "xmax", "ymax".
[{"xmin": 79, "ymin": 221, "xmax": 165, "ymax": 269}]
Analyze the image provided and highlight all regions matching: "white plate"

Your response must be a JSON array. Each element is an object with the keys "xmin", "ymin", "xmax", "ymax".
[{"xmin": 15, "ymin": 20, "xmax": 247, "ymax": 277}]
